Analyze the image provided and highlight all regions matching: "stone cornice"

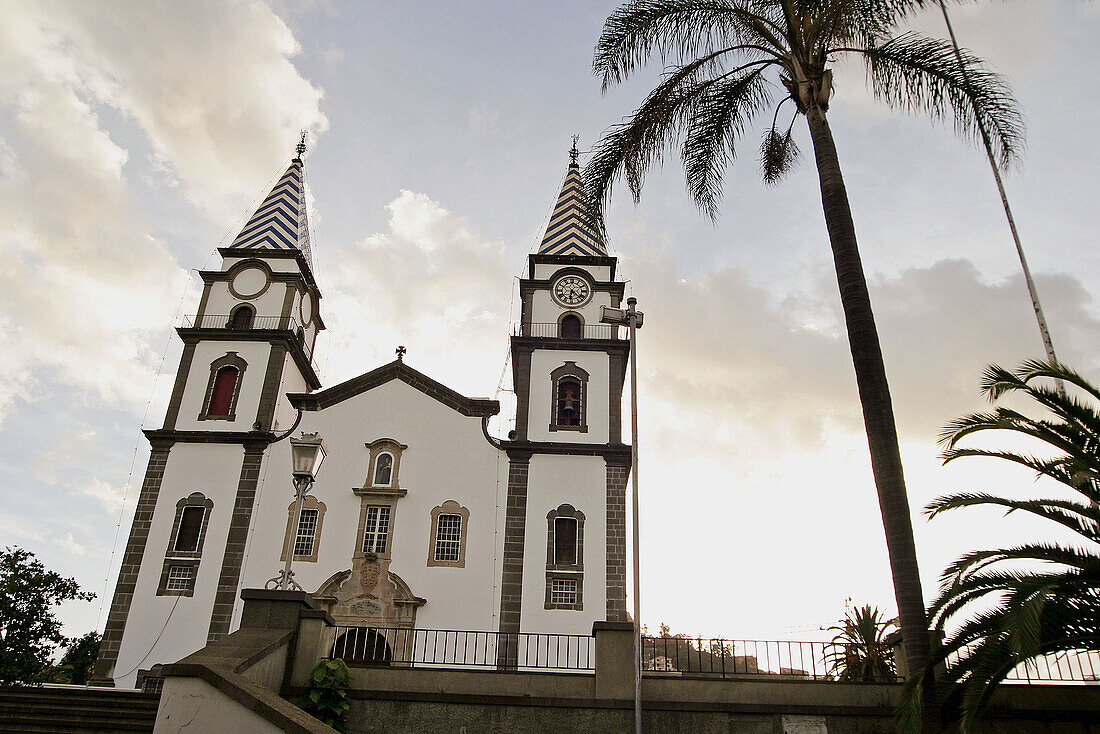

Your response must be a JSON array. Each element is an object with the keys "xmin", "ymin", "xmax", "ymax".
[
  {"xmin": 143, "ymin": 429, "xmax": 276, "ymax": 450},
  {"xmin": 175, "ymin": 329, "xmax": 322, "ymax": 390},
  {"xmin": 288, "ymin": 360, "xmax": 499, "ymax": 418},
  {"xmin": 501, "ymin": 440, "xmax": 632, "ymax": 466},
  {"xmin": 528, "ymin": 253, "xmax": 618, "ymax": 280}
]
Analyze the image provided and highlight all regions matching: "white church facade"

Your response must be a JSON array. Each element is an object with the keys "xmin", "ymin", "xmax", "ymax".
[{"xmin": 93, "ymin": 147, "xmax": 632, "ymax": 688}]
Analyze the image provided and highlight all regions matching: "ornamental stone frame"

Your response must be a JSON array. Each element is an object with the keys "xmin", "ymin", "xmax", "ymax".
[
  {"xmin": 279, "ymin": 495, "xmax": 327, "ymax": 563},
  {"xmin": 197, "ymin": 352, "xmax": 248, "ymax": 421},
  {"xmin": 156, "ymin": 492, "xmax": 214, "ymax": 597},
  {"xmin": 556, "ymin": 310, "xmax": 584, "ymax": 339},
  {"xmin": 549, "ymin": 361, "xmax": 589, "ymax": 433},
  {"xmin": 544, "ymin": 504, "xmax": 584, "ymax": 611},
  {"xmin": 426, "ymin": 500, "xmax": 470, "ymax": 568},
  {"xmin": 364, "ymin": 438, "xmax": 408, "ymax": 489},
  {"xmin": 545, "ymin": 504, "xmax": 585, "ymax": 572}
]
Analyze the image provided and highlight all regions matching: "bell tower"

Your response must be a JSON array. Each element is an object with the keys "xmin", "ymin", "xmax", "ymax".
[
  {"xmin": 93, "ymin": 144, "xmax": 325, "ymax": 688},
  {"xmin": 497, "ymin": 143, "xmax": 631, "ymax": 654}
]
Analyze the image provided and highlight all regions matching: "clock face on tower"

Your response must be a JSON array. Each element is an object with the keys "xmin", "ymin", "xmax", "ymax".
[{"xmin": 552, "ymin": 274, "xmax": 592, "ymax": 307}]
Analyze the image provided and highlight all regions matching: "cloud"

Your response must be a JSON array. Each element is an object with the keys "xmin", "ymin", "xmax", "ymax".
[
  {"xmin": 0, "ymin": 1, "xmax": 327, "ymax": 425},
  {"xmin": 318, "ymin": 190, "xmax": 514, "ymax": 399}
]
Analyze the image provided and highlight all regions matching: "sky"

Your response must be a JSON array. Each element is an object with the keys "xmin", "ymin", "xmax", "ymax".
[{"xmin": 1, "ymin": 0, "xmax": 1099, "ymax": 643}]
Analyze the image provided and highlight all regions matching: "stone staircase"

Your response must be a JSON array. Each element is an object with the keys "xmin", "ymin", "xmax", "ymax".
[{"xmin": 0, "ymin": 685, "xmax": 160, "ymax": 734}]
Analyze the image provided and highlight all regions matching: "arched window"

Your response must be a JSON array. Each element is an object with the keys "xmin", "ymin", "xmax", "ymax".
[
  {"xmin": 373, "ymin": 453, "xmax": 393, "ymax": 486},
  {"xmin": 208, "ymin": 367, "xmax": 239, "ymax": 417},
  {"xmin": 199, "ymin": 352, "xmax": 247, "ymax": 421},
  {"xmin": 549, "ymin": 362, "xmax": 589, "ymax": 433},
  {"xmin": 560, "ymin": 313, "xmax": 582, "ymax": 339},
  {"xmin": 228, "ymin": 304, "xmax": 254, "ymax": 329}
]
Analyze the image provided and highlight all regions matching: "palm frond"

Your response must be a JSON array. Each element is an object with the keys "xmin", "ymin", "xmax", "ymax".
[
  {"xmin": 594, "ymin": 0, "xmax": 782, "ymax": 90},
  {"xmin": 925, "ymin": 492, "xmax": 1100, "ymax": 540},
  {"xmin": 682, "ymin": 67, "xmax": 772, "ymax": 216},
  {"xmin": 857, "ymin": 32, "xmax": 1023, "ymax": 169}
]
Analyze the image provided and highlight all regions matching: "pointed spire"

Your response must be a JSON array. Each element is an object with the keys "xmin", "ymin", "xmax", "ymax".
[
  {"xmin": 227, "ymin": 136, "xmax": 314, "ymax": 268},
  {"xmin": 537, "ymin": 139, "xmax": 606, "ymax": 258}
]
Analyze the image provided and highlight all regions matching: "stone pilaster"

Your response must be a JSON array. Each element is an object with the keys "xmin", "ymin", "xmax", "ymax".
[
  {"xmin": 207, "ymin": 442, "xmax": 268, "ymax": 642},
  {"xmin": 605, "ymin": 460, "xmax": 630, "ymax": 622},
  {"xmin": 91, "ymin": 443, "xmax": 174, "ymax": 685},
  {"xmin": 496, "ymin": 453, "xmax": 530, "ymax": 668}
]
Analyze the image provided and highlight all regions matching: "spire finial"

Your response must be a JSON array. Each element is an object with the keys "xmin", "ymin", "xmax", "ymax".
[
  {"xmin": 396, "ymin": 345, "xmax": 406, "ymax": 362},
  {"xmin": 569, "ymin": 135, "xmax": 579, "ymax": 166},
  {"xmin": 295, "ymin": 130, "xmax": 307, "ymax": 160}
]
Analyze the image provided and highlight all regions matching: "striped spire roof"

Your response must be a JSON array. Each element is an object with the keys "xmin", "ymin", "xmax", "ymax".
[
  {"xmin": 227, "ymin": 157, "xmax": 313, "ymax": 268},
  {"xmin": 537, "ymin": 154, "xmax": 606, "ymax": 258}
]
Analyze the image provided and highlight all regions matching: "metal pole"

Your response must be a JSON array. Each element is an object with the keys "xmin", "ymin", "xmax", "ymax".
[
  {"xmin": 627, "ymin": 296, "xmax": 642, "ymax": 734},
  {"xmin": 268, "ymin": 475, "xmax": 311, "ymax": 591},
  {"xmin": 936, "ymin": 0, "xmax": 1065, "ymax": 397}
]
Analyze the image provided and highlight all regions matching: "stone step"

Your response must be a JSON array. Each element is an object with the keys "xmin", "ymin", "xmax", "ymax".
[{"xmin": 0, "ymin": 686, "xmax": 159, "ymax": 734}]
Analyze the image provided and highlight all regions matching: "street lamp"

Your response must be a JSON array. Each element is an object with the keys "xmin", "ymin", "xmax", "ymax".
[
  {"xmin": 600, "ymin": 297, "xmax": 644, "ymax": 734},
  {"xmin": 267, "ymin": 432, "xmax": 327, "ymax": 592}
]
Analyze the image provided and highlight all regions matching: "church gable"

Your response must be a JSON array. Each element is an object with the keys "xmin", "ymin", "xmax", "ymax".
[{"xmin": 288, "ymin": 359, "xmax": 499, "ymax": 418}]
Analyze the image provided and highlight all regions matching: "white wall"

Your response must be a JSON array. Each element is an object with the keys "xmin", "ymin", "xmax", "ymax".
[
  {"xmin": 173, "ymin": 340, "xmax": 274, "ymax": 432},
  {"xmin": 203, "ymin": 280, "xmax": 290, "ymax": 322},
  {"xmin": 153, "ymin": 677, "xmax": 286, "ymax": 734},
  {"xmin": 520, "ymin": 453, "xmax": 607, "ymax": 636},
  {"xmin": 527, "ymin": 349, "xmax": 610, "ymax": 444},
  {"xmin": 237, "ymin": 379, "xmax": 504, "ymax": 633},
  {"xmin": 221, "ymin": 254, "xmax": 300, "ymax": 274},
  {"xmin": 113, "ymin": 442, "xmax": 247, "ymax": 689}
]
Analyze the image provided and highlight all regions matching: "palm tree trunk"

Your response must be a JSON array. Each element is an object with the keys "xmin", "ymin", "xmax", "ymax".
[{"xmin": 804, "ymin": 106, "xmax": 937, "ymax": 730}]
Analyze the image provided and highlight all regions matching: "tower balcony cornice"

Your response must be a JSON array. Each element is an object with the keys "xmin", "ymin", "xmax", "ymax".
[
  {"xmin": 528, "ymin": 253, "xmax": 618, "ymax": 280},
  {"xmin": 177, "ymin": 315, "xmax": 322, "ymax": 389}
]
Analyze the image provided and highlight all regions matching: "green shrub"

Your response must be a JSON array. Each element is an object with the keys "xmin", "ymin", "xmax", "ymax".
[{"xmin": 296, "ymin": 658, "xmax": 350, "ymax": 732}]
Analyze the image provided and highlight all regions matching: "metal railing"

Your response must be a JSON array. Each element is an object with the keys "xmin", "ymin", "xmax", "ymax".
[
  {"xmin": 181, "ymin": 314, "xmax": 320, "ymax": 371},
  {"xmin": 330, "ymin": 626, "xmax": 594, "ymax": 671},
  {"xmin": 964, "ymin": 648, "xmax": 1100, "ymax": 684},
  {"xmin": 644, "ymin": 636, "xmax": 1100, "ymax": 684},
  {"xmin": 515, "ymin": 322, "xmax": 625, "ymax": 340},
  {"xmin": 643, "ymin": 637, "xmax": 833, "ymax": 679},
  {"xmin": 183, "ymin": 314, "xmax": 306, "ymax": 332}
]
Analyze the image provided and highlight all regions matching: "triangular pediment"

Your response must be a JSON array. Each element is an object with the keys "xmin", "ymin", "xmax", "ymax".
[{"xmin": 287, "ymin": 360, "xmax": 499, "ymax": 417}]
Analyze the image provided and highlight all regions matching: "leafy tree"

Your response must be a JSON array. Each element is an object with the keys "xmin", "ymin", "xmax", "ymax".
[
  {"xmin": 0, "ymin": 546, "xmax": 95, "ymax": 684},
  {"xmin": 54, "ymin": 631, "xmax": 101, "ymax": 685},
  {"xmin": 902, "ymin": 361, "xmax": 1100, "ymax": 732},
  {"xmin": 826, "ymin": 603, "xmax": 898, "ymax": 682},
  {"xmin": 584, "ymin": 3, "xmax": 1022, "ymax": 722}
]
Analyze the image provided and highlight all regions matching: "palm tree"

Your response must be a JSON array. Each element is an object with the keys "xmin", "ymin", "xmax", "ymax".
[
  {"xmin": 908, "ymin": 360, "xmax": 1100, "ymax": 731},
  {"xmin": 826, "ymin": 603, "xmax": 898, "ymax": 682},
  {"xmin": 584, "ymin": 2, "xmax": 1023, "ymax": 717}
]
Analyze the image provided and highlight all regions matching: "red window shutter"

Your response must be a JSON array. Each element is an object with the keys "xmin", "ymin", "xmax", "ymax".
[{"xmin": 209, "ymin": 367, "xmax": 239, "ymax": 416}]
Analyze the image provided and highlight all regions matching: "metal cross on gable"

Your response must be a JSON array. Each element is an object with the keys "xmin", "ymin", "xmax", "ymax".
[{"xmin": 396, "ymin": 345, "xmax": 406, "ymax": 361}]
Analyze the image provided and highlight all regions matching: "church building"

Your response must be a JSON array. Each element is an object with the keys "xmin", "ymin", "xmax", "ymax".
[{"xmin": 93, "ymin": 144, "xmax": 632, "ymax": 688}]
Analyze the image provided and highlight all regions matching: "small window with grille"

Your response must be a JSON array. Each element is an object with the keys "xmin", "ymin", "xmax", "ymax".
[
  {"xmin": 165, "ymin": 565, "xmax": 194, "ymax": 592},
  {"xmin": 550, "ymin": 578, "xmax": 577, "ymax": 605},
  {"xmin": 362, "ymin": 505, "xmax": 391, "ymax": 553},
  {"xmin": 293, "ymin": 508, "xmax": 319, "ymax": 557},
  {"xmin": 434, "ymin": 514, "xmax": 462, "ymax": 562}
]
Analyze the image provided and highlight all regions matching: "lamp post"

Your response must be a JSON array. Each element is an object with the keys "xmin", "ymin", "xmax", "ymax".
[
  {"xmin": 600, "ymin": 297, "xmax": 644, "ymax": 734},
  {"xmin": 267, "ymin": 432, "xmax": 327, "ymax": 592}
]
